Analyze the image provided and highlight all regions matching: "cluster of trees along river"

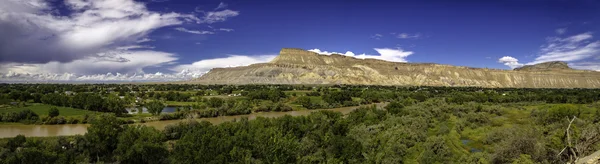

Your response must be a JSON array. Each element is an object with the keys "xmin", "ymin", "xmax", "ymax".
[{"xmin": 1, "ymin": 84, "xmax": 600, "ymax": 163}]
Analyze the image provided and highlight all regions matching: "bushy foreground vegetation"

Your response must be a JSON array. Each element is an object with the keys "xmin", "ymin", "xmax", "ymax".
[{"xmin": 2, "ymin": 98, "xmax": 600, "ymax": 163}]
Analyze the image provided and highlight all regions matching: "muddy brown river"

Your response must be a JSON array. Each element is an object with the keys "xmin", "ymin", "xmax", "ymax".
[{"xmin": 0, "ymin": 103, "xmax": 386, "ymax": 138}]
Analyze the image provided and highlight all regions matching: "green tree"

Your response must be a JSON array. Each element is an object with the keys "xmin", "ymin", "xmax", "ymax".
[
  {"xmin": 115, "ymin": 125, "xmax": 168, "ymax": 164},
  {"xmin": 296, "ymin": 96, "xmax": 315, "ymax": 109},
  {"xmin": 85, "ymin": 114, "xmax": 124, "ymax": 162},
  {"xmin": 12, "ymin": 147, "xmax": 58, "ymax": 164},
  {"xmin": 106, "ymin": 96, "xmax": 126, "ymax": 116},
  {"xmin": 196, "ymin": 90, "xmax": 205, "ymax": 96},
  {"xmin": 6, "ymin": 134, "xmax": 26, "ymax": 151},
  {"xmin": 420, "ymin": 136, "xmax": 453, "ymax": 164},
  {"xmin": 385, "ymin": 101, "xmax": 405, "ymax": 115},
  {"xmin": 48, "ymin": 107, "xmax": 59, "ymax": 117},
  {"xmin": 322, "ymin": 91, "xmax": 352, "ymax": 105},
  {"xmin": 231, "ymin": 99, "xmax": 251, "ymax": 114},
  {"xmin": 84, "ymin": 94, "xmax": 105, "ymax": 111},
  {"xmin": 207, "ymin": 97, "xmax": 224, "ymax": 108},
  {"xmin": 146, "ymin": 100, "xmax": 165, "ymax": 116}
]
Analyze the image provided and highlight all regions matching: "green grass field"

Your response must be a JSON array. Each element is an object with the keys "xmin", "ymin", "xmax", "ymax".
[
  {"xmin": 308, "ymin": 96, "xmax": 325, "ymax": 103},
  {"xmin": 0, "ymin": 104, "xmax": 97, "ymax": 116}
]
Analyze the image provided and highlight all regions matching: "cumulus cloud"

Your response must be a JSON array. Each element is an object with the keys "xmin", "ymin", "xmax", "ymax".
[
  {"xmin": 0, "ymin": 0, "xmax": 242, "ymax": 82},
  {"xmin": 1, "ymin": 71, "xmax": 202, "ymax": 82},
  {"xmin": 175, "ymin": 27, "xmax": 214, "ymax": 34},
  {"xmin": 498, "ymin": 56, "xmax": 524, "ymax": 69},
  {"xmin": 0, "ymin": 0, "xmax": 196, "ymax": 63},
  {"xmin": 0, "ymin": 50, "xmax": 203, "ymax": 82},
  {"xmin": 308, "ymin": 48, "xmax": 414, "ymax": 62},
  {"xmin": 1, "ymin": 50, "xmax": 178, "ymax": 75},
  {"xmin": 172, "ymin": 55, "xmax": 277, "ymax": 73}
]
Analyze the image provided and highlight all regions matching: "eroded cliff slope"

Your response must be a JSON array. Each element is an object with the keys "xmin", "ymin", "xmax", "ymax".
[{"xmin": 190, "ymin": 48, "xmax": 600, "ymax": 88}]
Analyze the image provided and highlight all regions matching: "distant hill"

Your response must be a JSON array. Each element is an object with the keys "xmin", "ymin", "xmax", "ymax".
[
  {"xmin": 189, "ymin": 48, "xmax": 600, "ymax": 88},
  {"xmin": 514, "ymin": 61, "xmax": 573, "ymax": 71}
]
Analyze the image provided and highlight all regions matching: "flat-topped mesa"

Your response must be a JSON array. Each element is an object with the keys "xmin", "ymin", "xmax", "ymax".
[
  {"xmin": 270, "ymin": 48, "xmax": 417, "ymax": 67},
  {"xmin": 514, "ymin": 61, "xmax": 574, "ymax": 71},
  {"xmin": 192, "ymin": 47, "xmax": 600, "ymax": 88},
  {"xmin": 270, "ymin": 48, "xmax": 327, "ymax": 65},
  {"xmin": 270, "ymin": 48, "xmax": 382, "ymax": 66}
]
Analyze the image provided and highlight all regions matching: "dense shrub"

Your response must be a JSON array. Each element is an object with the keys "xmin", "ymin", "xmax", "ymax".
[
  {"xmin": 0, "ymin": 109, "xmax": 39, "ymax": 123},
  {"xmin": 295, "ymin": 96, "xmax": 320, "ymax": 109},
  {"xmin": 207, "ymin": 97, "xmax": 224, "ymax": 108},
  {"xmin": 246, "ymin": 89, "xmax": 287, "ymax": 102},
  {"xmin": 48, "ymin": 107, "xmax": 59, "ymax": 117},
  {"xmin": 322, "ymin": 91, "xmax": 352, "ymax": 105}
]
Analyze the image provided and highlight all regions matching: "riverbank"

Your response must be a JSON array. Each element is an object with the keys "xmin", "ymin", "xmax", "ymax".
[{"xmin": 0, "ymin": 103, "xmax": 387, "ymax": 138}]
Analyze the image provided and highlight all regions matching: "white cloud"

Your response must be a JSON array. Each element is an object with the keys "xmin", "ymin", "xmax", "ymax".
[
  {"xmin": 308, "ymin": 48, "xmax": 413, "ymax": 62},
  {"xmin": 1, "ymin": 71, "xmax": 202, "ymax": 82},
  {"xmin": 569, "ymin": 62, "xmax": 600, "ymax": 71},
  {"xmin": 136, "ymin": 38, "xmax": 153, "ymax": 43},
  {"xmin": 0, "ymin": 0, "xmax": 242, "ymax": 82},
  {"xmin": 219, "ymin": 28, "xmax": 234, "ymax": 32},
  {"xmin": 0, "ymin": 0, "xmax": 48, "ymax": 13},
  {"xmin": 555, "ymin": 28, "xmax": 567, "ymax": 35},
  {"xmin": 498, "ymin": 32, "xmax": 600, "ymax": 71},
  {"xmin": 202, "ymin": 9, "xmax": 239, "ymax": 24},
  {"xmin": 370, "ymin": 34, "xmax": 383, "ymax": 40},
  {"xmin": 215, "ymin": 2, "xmax": 228, "ymax": 10},
  {"xmin": 392, "ymin": 32, "xmax": 421, "ymax": 39},
  {"xmin": 498, "ymin": 56, "xmax": 524, "ymax": 69},
  {"xmin": 175, "ymin": 27, "xmax": 214, "ymax": 34},
  {"xmin": 371, "ymin": 48, "xmax": 413, "ymax": 62},
  {"xmin": 308, "ymin": 49, "xmax": 356, "ymax": 56},
  {"xmin": 0, "ymin": 0, "xmax": 197, "ymax": 63},
  {"xmin": 116, "ymin": 45, "xmax": 155, "ymax": 50},
  {"xmin": 172, "ymin": 55, "xmax": 277, "ymax": 73},
  {"xmin": 1, "ymin": 50, "xmax": 178, "ymax": 75},
  {"xmin": 0, "ymin": 50, "xmax": 204, "ymax": 82},
  {"xmin": 529, "ymin": 32, "xmax": 599, "ymax": 64}
]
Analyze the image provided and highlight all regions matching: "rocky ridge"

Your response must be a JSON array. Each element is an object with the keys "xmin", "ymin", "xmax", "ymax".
[
  {"xmin": 190, "ymin": 48, "xmax": 600, "ymax": 88},
  {"xmin": 514, "ymin": 61, "xmax": 573, "ymax": 71}
]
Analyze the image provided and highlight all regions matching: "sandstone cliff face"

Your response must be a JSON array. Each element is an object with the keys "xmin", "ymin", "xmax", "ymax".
[{"xmin": 191, "ymin": 48, "xmax": 600, "ymax": 88}]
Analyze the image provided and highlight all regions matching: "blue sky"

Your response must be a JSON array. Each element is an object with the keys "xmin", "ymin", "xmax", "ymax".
[{"xmin": 1, "ymin": 0, "xmax": 599, "ymax": 81}]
